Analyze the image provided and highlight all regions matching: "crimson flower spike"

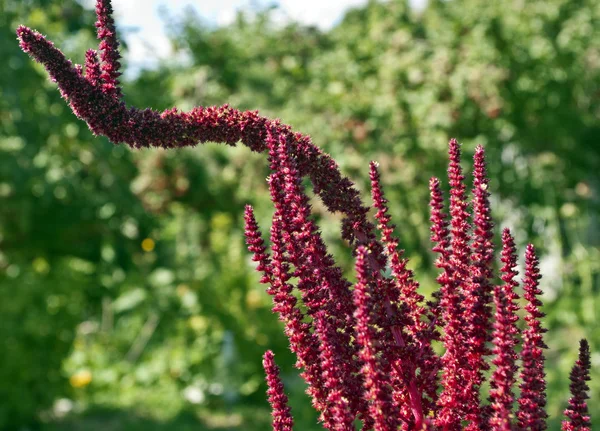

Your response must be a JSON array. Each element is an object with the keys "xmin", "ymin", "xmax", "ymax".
[
  {"xmin": 267, "ymin": 128, "xmax": 364, "ymax": 429},
  {"xmin": 353, "ymin": 246, "xmax": 403, "ymax": 431},
  {"xmin": 489, "ymin": 229, "xmax": 521, "ymax": 430},
  {"xmin": 256, "ymin": 142, "xmax": 332, "ymax": 421},
  {"xmin": 562, "ymin": 339, "xmax": 592, "ymax": 431},
  {"xmin": 447, "ymin": 139, "xmax": 472, "ymax": 290},
  {"xmin": 428, "ymin": 176, "xmax": 451, "ymax": 322},
  {"xmin": 263, "ymin": 351, "xmax": 294, "ymax": 431},
  {"xmin": 517, "ymin": 244, "xmax": 549, "ymax": 430},
  {"xmin": 244, "ymin": 205, "xmax": 273, "ymax": 286},
  {"xmin": 84, "ymin": 49, "xmax": 102, "ymax": 87},
  {"xmin": 94, "ymin": 0, "xmax": 122, "ymax": 97},
  {"xmin": 264, "ymin": 149, "xmax": 330, "ymax": 421},
  {"xmin": 313, "ymin": 312, "xmax": 355, "ymax": 431},
  {"xmin": 369, "ymin": 161, "xmax": 425, "ymax": 331},
  {"xmin": 370, "ymin": 162, "xmax": 440, "ymax": 416},
  {"xmin": 436, "ymin": 139, "xmax": 472, "ymax": 430},
  {"xmin": 462, "ymin": 145, "xmax": 495, "ymax": 430},
  {"xmin": 350, "ymin": 176, "xmax": 425, "ymax": 427}
]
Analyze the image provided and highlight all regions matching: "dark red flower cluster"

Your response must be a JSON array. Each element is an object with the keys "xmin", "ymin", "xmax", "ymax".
[
  {"xmin": 16, "ymin": 2, "xmax": 593, "ymax": 430},
  {"xmin": 488, "ymin": 229, "xmax": 520, "ymax": 430},
  {"xmin": 263, "ymin": 350, "xmax": 294, "ymax": 431},
  {"xmin": 562, "ymin": 340, "xmax": 592, "ymax": 431}
]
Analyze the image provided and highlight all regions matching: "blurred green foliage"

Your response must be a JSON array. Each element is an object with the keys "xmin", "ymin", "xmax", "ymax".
[{"xmin": 1, "ymin": 0, "xmax": 598, "ymax": 430}]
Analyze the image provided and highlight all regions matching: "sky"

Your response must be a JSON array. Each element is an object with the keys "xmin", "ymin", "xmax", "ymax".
[{"xmin": 83, "ymin": 0, "xmax": 425, "ymax": 74}]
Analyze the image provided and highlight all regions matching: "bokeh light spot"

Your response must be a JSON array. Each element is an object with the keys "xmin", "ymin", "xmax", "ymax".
[
  {"xmin": 141, "ymin": 238, "xmax": 155, "ymax": 252},
  {"xmin": 70, "ymin": 370, "xmax": 92, "ymax": 388}
]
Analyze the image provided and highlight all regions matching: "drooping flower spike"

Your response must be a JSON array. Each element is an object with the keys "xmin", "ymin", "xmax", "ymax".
[{"xmin": 15, "ymin": 20, "xmax": 382, "ymax": 259}]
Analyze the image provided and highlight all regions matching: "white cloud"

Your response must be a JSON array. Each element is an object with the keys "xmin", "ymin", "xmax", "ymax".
[
  {"xmin": 110, "ymin": 0, "xmax": 262, "ymax": 73},
  {"xmin": 104, "ymin": 0, "xmax": 426, "ymax": 75},
  {"xmin": 277, "ymin": 0, "xmax": 368, "ymax": 29}
]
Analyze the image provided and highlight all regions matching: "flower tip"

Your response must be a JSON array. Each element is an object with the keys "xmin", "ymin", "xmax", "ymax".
[
  {"xmin": 15, "ymin": 26, "xmax": 46, "ymax": 55},
  {"xmin": 16, "ymin": 24, "xmax": 31, "ymax": 36},
  {"xmin": 448, "ymin": 138, "xmax": 461, "ymax": 162},
  {"xmin": 578, "ymin": 339, "xmax": 590, "ymax": 363},
  {"xmin": 263, "ymin": 349, "xmax": 275, "ymax": 363},
  {"xmin": 579, "ymin": 338, "xmax": 589, "ymax": 350},
  {"xmin": 369, "ymin": 161, "xmax": 381, "ymax": 182},
  {"xmin": 15, "ymin": 25, "xmax": 35, "ymax": 44},
  {"xmin": 474, "ymin": 144, "xmax": 486, "ymax": 158}
]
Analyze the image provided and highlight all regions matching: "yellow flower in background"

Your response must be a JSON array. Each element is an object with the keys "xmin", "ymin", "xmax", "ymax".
[
  {"xmin": 141, "ymin": 238, "xmax": 155, "ymax": 252},
  {"xmin": 245, "ymin": 289, "xmax": 263, "ymax": 309},
  {"xmin": 70, "ymin": 369, "xmax": 92, "ymax": 388},
  {"xmin": 32, "ymin": 257, "xmax": 50, "ymax": 274}
]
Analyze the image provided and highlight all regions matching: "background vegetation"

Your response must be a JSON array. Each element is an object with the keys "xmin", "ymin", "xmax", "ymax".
[{"xmin": 1, "ymin": 0, "xmax": 598, "ymax": 429}]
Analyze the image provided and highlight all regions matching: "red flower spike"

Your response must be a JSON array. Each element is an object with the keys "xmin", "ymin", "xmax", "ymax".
[
  {"xmin": 84, "ymin": 49, "xmax": 102, "ymax": 88},
  {"xmin": 489, "ymin": 229, "xmax": 521, "ymax": 430},
  {"xmin": 314, "ymin": 312, "xmax": 356, "ymax": 431},
  {"xmin": 436, "ymin": 139, "xmax": 472, "ymax": 430},
  {"xmin": 263, "ymin": 351, "xmax": 294, "ymax": 431},
  {"xmin": 266, "ymin": 159, "xmax": 330, "ymax": 422},
  {"xmin": 267, "ymin": 129, "xmax": 366, "ymax": 428},
  {"xmin": 370, "ymin": 162, "xmax": 440, "ymax": 416},
  {"xmin": 428, "ymin": 176, "xmax": 450, "ymax": 323},
  {"xmin": 353, "ymin": 246, "xmax": 403, "ymax": 431},
  {"xmin": 447, "ymin": 139, "xmax": 472, "ymax": 289},
  {"xmin": 95, "ymin": 0, "xmax": 122, "ymax": 97},
  {"xmin": 517, "ymin": 244, "xmax": 549, "ymax": 430},
  {"xmin": 461, "ymin": 145, "xmax": 495, "ymax": 430},
  {"xmin": 244, "ymin": 205, "xmax": 273, "ymax": 285},
  {"xmin": 562, "ymin": 339, "xmax": 592, "ymax": 431},
  {"xmin": 369, "ymin": 162, "xmax": 425, "ymax": 331}
]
